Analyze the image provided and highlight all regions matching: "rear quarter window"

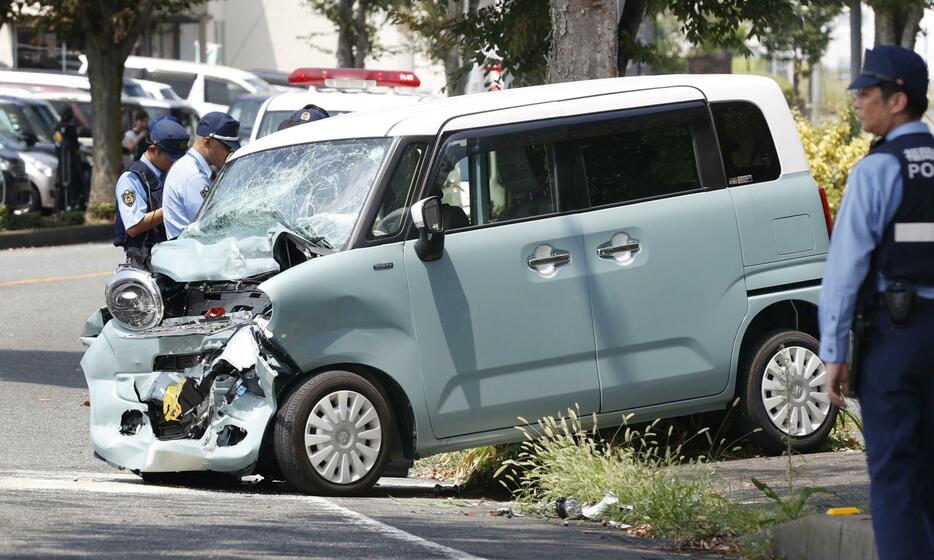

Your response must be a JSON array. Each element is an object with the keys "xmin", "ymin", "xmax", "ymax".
[{"xmin": 711, "ymin": 101, "xmax": 781, "ymax": 186}]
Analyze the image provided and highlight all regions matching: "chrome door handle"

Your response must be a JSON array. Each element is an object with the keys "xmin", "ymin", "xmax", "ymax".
[
  {"xmin": 528, "ymin": 245, "xmax": 571, "ymax": 277},
  {"xmin": 597, "ymin": 241, "xmax": 640, "ymax": 258},
  {"xmin": 528, "ymin": 253, "xmax": 571, "ymax": 268}
]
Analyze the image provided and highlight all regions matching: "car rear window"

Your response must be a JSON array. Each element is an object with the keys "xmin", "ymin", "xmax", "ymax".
[
  {"xmin": 711, "ymin": 101, "xmax": 781, "ymax": 186},
  {"xmin": 146, "ymin": 71, "xmax": 196, "ymax": 99}
]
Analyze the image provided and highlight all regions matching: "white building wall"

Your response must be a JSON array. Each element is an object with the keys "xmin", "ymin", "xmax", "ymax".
[{"xmin": 203, "ymin": 0, "xmax": 445, "ymax": 93}]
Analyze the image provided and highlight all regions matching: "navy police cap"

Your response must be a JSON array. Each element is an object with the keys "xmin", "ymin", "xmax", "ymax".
[
  {"xmin": 197, "ymin": 112, "xmax": 241, "ymax": 151},
  {"xmin": 277, "ymin": 104, "xmax": 329, "ymax": 132},
  {"xmin": 149, "ymin": 116, "xmax": 190, "ymax": 161},
  {"xmin": 849, "ymin": 45, "xmax": 929, "ymax": 94}
]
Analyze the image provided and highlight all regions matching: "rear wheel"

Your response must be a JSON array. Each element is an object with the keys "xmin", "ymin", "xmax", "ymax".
[
  {"xmin": 738, "ymin": 330, "xmax": 837, "ymax": 453},
  {"xmin": 274, "ymin": 370, "xmax": 392, "ymax": 496}
]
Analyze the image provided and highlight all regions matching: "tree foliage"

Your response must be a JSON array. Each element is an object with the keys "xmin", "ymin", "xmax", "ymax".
[
  {"xmin": 306, "ymin": 0, "xmax": 404, "ymax": 68},
  {"xmin": 758, "ymin": 1, "xmax": 845, "ymax": 110},
  {"xmin": 392, "ymin": 0, "xmax": 474, "ymax": 95},
  {"xmin": 440, "ymin": 0, "xmax": 817, "ymax": 86}
]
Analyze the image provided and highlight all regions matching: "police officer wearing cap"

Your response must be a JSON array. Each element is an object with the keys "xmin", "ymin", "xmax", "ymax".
[
  {"xmin": 277, "ymin": 104, "xmax": 329, "ymax": 131},
  {"xmin": 820, "ymin": 44, "xmax": 934, "ymax": 559},
  {"xmin": 162, "ymin": 112, "xmax": 240, "ymax": 239},
  {"xmin": 114, "ymin": 116, "xmax": 190, "ymax": 266}
]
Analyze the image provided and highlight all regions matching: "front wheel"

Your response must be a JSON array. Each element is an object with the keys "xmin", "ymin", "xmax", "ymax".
[
  {"xmin": 274, "ymin": 370, "xmax": 393, "ymax": 496},
  {"xmin": 738, "ymin": 330, "xmax": 837, "ymax": 453}
]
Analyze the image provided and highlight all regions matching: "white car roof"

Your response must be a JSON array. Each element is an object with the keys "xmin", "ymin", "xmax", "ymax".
[
  {"xmin": 0, "ymin": 70, "xmax": 90, "ymax": 90},
  {"xmin": 124, "ymin": 56, "xmax": 265, "ymax": 84},
  {"xmin": 235, "ymin": 74, "xmax": 808, "ymax": 175},
  {"xmin": 262, "ymin": 89, "xmax": 433, "ymax": 115}
]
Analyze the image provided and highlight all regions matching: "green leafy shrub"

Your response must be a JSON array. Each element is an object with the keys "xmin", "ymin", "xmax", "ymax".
[
  {"xmin": 49, "ymin": 210, "xmax": 86, "ymax": 227},
  {"xmin": 795, "ymin": 104, "xmax": 870, "ymax": 217},
  {"xmin": 87, "ymin": 202, "xmax": 116, "ymax": 222},
  {"xmin": 4, "ymin": 211, "xmax": 43, "ymax": 230}
]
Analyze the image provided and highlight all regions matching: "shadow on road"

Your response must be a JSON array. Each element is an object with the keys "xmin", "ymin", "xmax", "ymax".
[{"xmin": 0, "ymin": 350, "xmax": 86, "ymax": 389}]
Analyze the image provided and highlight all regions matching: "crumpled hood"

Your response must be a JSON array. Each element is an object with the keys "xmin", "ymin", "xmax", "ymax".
[{"xmin": 151, "ymin": 235, "xmax": 280, "ymax": 282}]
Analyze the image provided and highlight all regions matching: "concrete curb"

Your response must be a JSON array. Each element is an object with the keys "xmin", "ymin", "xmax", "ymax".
[
  {"xmin": 769, "ymin": 514, "xmax": 877, "ymax": 560},
  {"xmin": 0, "ymin": 224, "xmax": 112, "ymax": 250}
]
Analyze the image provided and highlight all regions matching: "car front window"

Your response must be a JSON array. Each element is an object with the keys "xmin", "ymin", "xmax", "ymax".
[{"xmin": 184, "ymin": 138, "xmax": 391, "ymax": 249}]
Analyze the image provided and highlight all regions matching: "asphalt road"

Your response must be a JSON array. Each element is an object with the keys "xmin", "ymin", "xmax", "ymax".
[{"xmin": 0, "ymin": 243, "xmax": 716, "ymax": 560}]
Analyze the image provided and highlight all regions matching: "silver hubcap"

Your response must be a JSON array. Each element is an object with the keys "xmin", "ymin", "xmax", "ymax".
[
  {"xmin": 304, "ymin": 390, "xmax": 382, "ymax": 484},
  {"xmin": 761, "ymin": 345, "xmax": 831, "ymax": 437}
]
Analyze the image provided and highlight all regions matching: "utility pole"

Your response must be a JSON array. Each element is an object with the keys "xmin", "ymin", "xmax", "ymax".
[{"xmin": 850, "ymin": 0, "xmax": 862, "ymax": 82}]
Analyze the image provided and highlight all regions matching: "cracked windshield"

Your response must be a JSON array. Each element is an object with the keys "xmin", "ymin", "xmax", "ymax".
[{"xmin": 184, "ymin": 138, "xmax": 391, "ymax": 249}]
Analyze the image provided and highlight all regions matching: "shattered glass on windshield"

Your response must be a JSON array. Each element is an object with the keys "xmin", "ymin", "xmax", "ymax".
[{"xmin": 184, "ymin": 138, "xmax": 391, "ymax": 250}]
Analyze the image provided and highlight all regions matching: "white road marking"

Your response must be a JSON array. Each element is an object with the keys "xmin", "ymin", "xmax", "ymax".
[{"xmin": 0, "ymin": 470, "xmax": 483, "ymax": 560}]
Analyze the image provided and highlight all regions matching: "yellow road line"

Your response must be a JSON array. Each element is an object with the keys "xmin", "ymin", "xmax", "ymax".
[{"xmin": 0, "ymin": 271, "xmax": 111, "ymax": 287}]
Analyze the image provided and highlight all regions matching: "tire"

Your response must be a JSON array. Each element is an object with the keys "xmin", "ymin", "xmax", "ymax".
[
  {"xmin": 274, "ymin": 370, "xmax": 393, "ymax": 496},
  {"xmin": 27, "ymin": 185, "xmax": 41, "ymax": 213},
  {"xmin": 738, "ymin": 330, "xmax": 837, "ymax": 454}
]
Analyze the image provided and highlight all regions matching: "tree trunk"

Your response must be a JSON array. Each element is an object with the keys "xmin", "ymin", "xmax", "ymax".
[
  {"xmin": 900, "ymin": 3, "xmax": 923, "ymax": 49},
  {"xmin": 872, "ymin": 1, "xmax": 923, "ymax": 48},
  {"xmin": 443, "ymin": 0, "xmax": 469, "ymax": 96},
  {"xmin": 85, "ymin": 45, "xmax": 125, "ymax": 207},
  {"xmin": 80, "ymin": 1, "xmax": 152, "ymax": 208},
  {"xmin": 336, "ymin": 0, "xmax": 355, "ymax": 67},
  {"xmin": 873, "ymin": 7, "xmax": 895, "ymax": 45},
  {"xmin": 849, "ymin": 0, "xmax": 861, "ymax": 82},
  {"xmin": 792, "ymin": 57, "xmax": 804, "ymax": 113},
  {"xmin": 546, "ymin": 0, "xmax": 618, "ymax": 84},
  {"xmin": 617, "ymin": 0, "xmax": 646, "ymax": 75},
  {"xmin": 353, "ymin": 0, "xmax": 369, "ymax": 67}
]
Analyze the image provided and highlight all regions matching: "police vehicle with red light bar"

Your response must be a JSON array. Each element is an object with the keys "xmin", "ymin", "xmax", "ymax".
[{"xmin": 247, "ymin": 67, "xmax": 434, "ymax": 143}]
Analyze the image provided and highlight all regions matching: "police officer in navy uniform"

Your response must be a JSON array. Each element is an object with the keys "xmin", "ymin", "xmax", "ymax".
[
  {"xmin": 114, "ymin": 117, "xmax": 190, "ymax": 267},
  {"xmin": 820, "ymin": 45, "xmax": 934, "ymax": 559}
]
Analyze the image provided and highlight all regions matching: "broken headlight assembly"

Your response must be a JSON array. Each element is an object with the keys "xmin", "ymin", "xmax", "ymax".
[{"xmin": 104, "ymin": 266, "xmax": 164, "ymax": 331}]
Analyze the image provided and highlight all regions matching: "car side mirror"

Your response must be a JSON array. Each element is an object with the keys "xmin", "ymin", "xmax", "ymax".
[{"xmin": 410, "ymin": 196, "xmax": 444, "ymax": 262}]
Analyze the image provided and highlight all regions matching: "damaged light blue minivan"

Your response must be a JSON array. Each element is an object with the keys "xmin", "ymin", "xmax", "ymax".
[{"xmin": 81, "ymin": 75, "xmax": 835, "ymax": 495}]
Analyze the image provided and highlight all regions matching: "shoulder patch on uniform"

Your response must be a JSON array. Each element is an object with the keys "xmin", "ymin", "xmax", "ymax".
[
  {"xmin": 122, "ymin": 189, "xmax": 136, "ymax": 207},
  {"xmin": 200, "ymin": 186, "xmax": 209, "ymax": 199}
]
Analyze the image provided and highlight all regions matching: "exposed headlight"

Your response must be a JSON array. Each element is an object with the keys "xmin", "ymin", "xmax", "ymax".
[
  {"xmin": 105, "ymin": 267, "xmax": 164, "ymax": 331},
  {"xmin": 21, "ymin": 154, "xmax": 54, "ymax": 178},
  {"xmin": 0, "ymin": 158, "xmax": 10, "ymax": 172}
]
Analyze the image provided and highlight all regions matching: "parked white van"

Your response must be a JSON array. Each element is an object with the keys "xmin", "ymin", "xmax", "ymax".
[{"xmin": 87, "ymin": 56, "xmax": 272, "ymax": 116}]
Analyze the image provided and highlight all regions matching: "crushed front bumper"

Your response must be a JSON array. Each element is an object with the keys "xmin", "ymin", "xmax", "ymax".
[{"xmin": 80, "ymin": 311, "xmax": 284, "ymax": 474}]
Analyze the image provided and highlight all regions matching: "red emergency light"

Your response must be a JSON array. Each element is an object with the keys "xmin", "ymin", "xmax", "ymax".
[{"xmin": 288, "ymin": 67, "xmax": 421, "ymax": 88}]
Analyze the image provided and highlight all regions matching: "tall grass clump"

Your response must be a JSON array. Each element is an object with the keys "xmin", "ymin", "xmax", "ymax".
[{"xmin": 497, "ymin": 408, "xmax": 760, "ymax": 542}]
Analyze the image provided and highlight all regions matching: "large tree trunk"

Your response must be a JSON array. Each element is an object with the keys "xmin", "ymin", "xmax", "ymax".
[
  {"xmin": 900, "ymin": 3, "xmax": 923, "ymax": 49},
  {"xmin": 85, "ymin": 45, "xmax": 126, "ymax": 207},
  {"xmin": 336, "ymin": 0, "xmax": 355, "ymax": 67},
  {"xmin": 617, "ymin": 0, "xmax": 646, "ymax": 75},
  {"xmin": 81, "ymin": 2, "xmax": 153, "ymax": 208},
  {"xmin": 872, "ymin": 0, "xmax": 923, "ymax": 49},
  {"xmin": 443, "ymin": 0, "xmax": 470, "ymax": 96},
  {"xmin": 546, "ymin": 0, "xmax": 618, "ymax": 84},
  {"xmin": 352, "ymin": 0, "xmax": 369, "ymax": 67}
]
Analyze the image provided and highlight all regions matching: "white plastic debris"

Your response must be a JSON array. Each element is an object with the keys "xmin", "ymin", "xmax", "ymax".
[{"xmin": 581, "ymin": 492, "xmax": 619, "ymax": 520}]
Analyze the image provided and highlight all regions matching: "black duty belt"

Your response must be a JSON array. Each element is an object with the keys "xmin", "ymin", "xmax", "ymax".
[{"xmin": 876, "ymin": 295, "xmax": 934, "ymax": 308}]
